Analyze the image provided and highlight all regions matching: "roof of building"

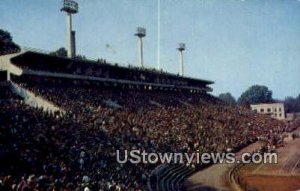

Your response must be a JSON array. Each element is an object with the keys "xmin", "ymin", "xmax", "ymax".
[{"xmin": 10, "ymin": 51, "xmax": 214, "ymax": 86}]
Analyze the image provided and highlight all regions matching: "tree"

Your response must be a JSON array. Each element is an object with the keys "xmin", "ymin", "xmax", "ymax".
[
  {"xmin": 238, "ymin": 85, "xmax": 273, "ymax": 106},
  {"xmin": 218, "ymin": 92, "xmax": 236, "ymax": 105},
  {"xmin": 284, "ymin": 95, "xmax": 300, "ymax": 113},
  {"xmin": 75, "ymin": 54, "xmax": 87, "ymax": 60},
  {"xmin": 284, "ymin": 97, "xmax": 296, "ymax": 112},
  {"xmin": 49, "ymin": 47, "xmax": 67, "ymax": 57},
  {"xmin": 297, "ymin": 94, "xmax": 300, "ymax": 110},
  {"xmin": 0, "ymin": 29, "xmax": 20, "ymax": 55}
]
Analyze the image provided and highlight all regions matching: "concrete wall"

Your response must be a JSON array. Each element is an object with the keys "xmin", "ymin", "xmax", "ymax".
[
  {"xmin": 0, "ymin": 52, "xmax": 24, "ymax": 79},
  {"xmin": 10, "ymin": 82, "xmax": 65, "ymax": 115}
]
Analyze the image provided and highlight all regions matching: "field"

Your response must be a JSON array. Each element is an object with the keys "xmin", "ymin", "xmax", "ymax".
[
  {"xmin": 238, "ymin": 128, "xmax": 300, "ymax": 191},
  {"xmin": 184, "ymin": 142, "xmax": 266, "ymax": 191},
  {"xmin": 184, "ymin": 127, "xmax": 300, "ymax": 191},
  {"xmin": 242, "ymin": 175, "xmax": 300, "ymax": 191}
]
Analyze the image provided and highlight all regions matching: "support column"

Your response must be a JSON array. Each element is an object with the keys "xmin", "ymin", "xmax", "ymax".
[
  {"xmin": 179, "ymin": 51, "xmax": 184, "ymax": 76},
  {"xmin": 138, "ymin": 37, "xmax": 144, "ymax": 67},
  {"xmin": 66, "ymin": 13, "xmax": 73, "ymax": 58}
]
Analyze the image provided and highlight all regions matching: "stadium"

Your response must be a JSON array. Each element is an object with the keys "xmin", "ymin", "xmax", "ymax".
[{"xmin": 1, "ymin": 0, "xmax": 300, "ymax": 191}]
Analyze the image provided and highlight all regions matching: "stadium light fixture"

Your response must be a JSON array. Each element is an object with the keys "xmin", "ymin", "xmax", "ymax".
[
  {"xmin": 135, "ymin": 27, "xmax": 146, "ymax": 68},
  {"xmin": 177, "ymin": 43, "xmax": 185, "ymax": 76},
  {"xmin": 61, "ymin": 0, "xmax": 79, "ymax": 58}
]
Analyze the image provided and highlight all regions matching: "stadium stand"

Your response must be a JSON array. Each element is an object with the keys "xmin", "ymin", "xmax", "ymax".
[
  {"xmin": 0, "ymin": 51, "xmax": 299, "ymax": 191},
  {"xmin": 10, "ymin": 51, "xmax": 213, "ymax": 92}
]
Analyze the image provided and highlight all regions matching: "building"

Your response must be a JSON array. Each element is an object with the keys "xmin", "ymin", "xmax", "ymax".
[{"xmin": 250, "ymin": 103, "xmax": 285, "ymax": 120}]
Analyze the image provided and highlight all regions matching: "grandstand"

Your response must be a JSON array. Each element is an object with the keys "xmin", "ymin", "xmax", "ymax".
[
  {"xmin": 1, "ymin": 0, "xmax": 300, "ymax": 190},
  {"xmin": 10, "ymin": 51, "xmax": 213, "ymax": 92},
  {"xmin": 0, "ymin": 50, "xmax": 298, "ymax": 191}
]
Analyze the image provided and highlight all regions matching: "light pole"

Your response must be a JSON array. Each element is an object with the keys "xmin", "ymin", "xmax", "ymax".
[
  {"xmin": 61, "ymin": 0, "xmax": 78, "ymax": 58},
  {"xmin": 177, "ymin": 43, "xmax": 185, "ymax": 76},
  {"xmin": 135, "ymin": 27, "xmax": 146, "ymax": 67}
]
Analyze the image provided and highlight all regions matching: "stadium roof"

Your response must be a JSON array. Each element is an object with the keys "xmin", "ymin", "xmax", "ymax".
[{"xmin": 10, "ymin": 51, "xmax": 214, "ymax": 86}]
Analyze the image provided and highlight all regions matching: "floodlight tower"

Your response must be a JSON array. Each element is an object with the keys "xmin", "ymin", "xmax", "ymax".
[
  {"xmin": 61, "ymin": 0, "xmax": 78, "ymax": 58},
  {"xmin": 177, "ymin": 43, "xmax": 185, "ymax": 76},
  {"xmin": 135, "ymin": 27, "xmax": 146, "ymax": 67}
]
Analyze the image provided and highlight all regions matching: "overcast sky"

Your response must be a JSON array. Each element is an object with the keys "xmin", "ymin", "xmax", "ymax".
[{"xmin": 1, "ymin": 0, "xmax": 299, "ymax": 99}]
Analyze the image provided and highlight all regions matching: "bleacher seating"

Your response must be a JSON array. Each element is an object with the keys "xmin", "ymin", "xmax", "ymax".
[{"xmin": 0, "ymin": 52, "xmax": 299, "ymax": 191}]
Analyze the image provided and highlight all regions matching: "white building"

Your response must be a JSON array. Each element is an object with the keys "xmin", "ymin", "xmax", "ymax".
[{"xmin": 250, "ymin": 103, "xmax": 285, "ymax": 120}]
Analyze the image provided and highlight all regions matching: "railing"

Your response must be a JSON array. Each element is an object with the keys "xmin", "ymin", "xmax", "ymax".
[
  {"xmin": 148, "ymin": 164, "xmax": 195, "ymax": 191},
  {"xmin": 22, "ymin": 46, "xmax": 51, "ymax": 55},
  {"xmin": 228, "ymin": 163, "xmax": 244, "ymax": 191}
]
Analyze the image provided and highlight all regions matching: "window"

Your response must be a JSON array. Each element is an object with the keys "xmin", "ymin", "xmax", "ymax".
[
  {"xmin": 260, "ymin": 108, "xmax": 264, "ymax": 113},
  {"xmin": 279, "ymin": 113, "xmax": 282, "ymax": 117},
  {"xmin": 253, "ymin": 109, "xmax": 257, "ymax": 113},
  {"xmin": 267, "ymin": 108, "xmax": 271, "ymax": 112},
  {"xmin": 274, "ymin": 108, "xmax": 277, "ymax": 112},
  {"xmin": 279, "ymin": 108, "xmax": 281, "ymax": 112}
]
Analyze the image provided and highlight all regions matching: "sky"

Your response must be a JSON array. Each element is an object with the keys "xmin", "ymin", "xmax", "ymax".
[{"xmin": 0, "ymin": 0, "xmax": 299, "ymax": 100}]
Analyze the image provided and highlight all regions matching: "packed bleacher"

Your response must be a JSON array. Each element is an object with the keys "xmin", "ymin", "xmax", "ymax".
[
  {"xmin": 1, "ymin": 76, "xmax": 298, "ymax": 191},
  {"xmin": 0, "ymin": 84, "xmax": 22, "ymax": 100},
  {"xmin": 0, "ymin": 51, "xmax": 299, "ymax": 191}
]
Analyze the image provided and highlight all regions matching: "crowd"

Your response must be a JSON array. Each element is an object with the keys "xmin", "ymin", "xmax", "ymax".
[
  {"xmin": 0, "ymin": 82, "xmax": 298, "ymax": 191},
  {"xmin": 0, "ymin": 85, "xmax": 22, "ymax": 100}
]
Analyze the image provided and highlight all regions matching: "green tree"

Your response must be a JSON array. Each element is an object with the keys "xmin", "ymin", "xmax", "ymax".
[
  {"xmin": 284, "ymin": 97, "xmax": 296, "ymax": 112},
  {"xmin": 238, "ymin": 85, "xmax": 273, "ymax": 106},
  {"xmin": 49, "ymin": 47, "xmax": 67, "ymax": 57},
  {"xmin": 284, "ymin": 95, "xmax": 300, "ymax": 112},
  {"xmin": 218, "ymin": 92, "xmax": 236, "ymax": 105},
  {"xmin": 0, "ymin": 29, "xmax": 20, "ymax": 55}
]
